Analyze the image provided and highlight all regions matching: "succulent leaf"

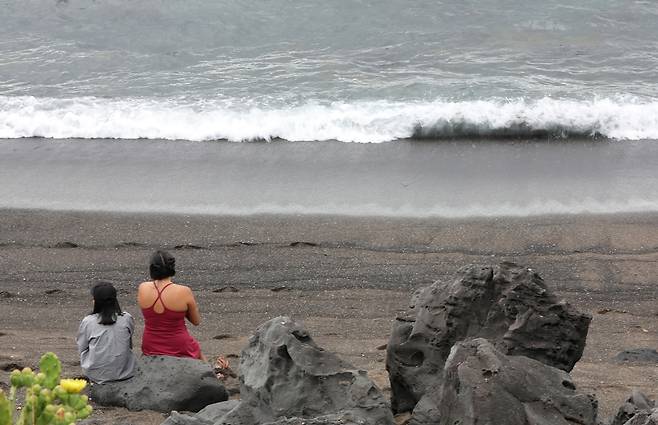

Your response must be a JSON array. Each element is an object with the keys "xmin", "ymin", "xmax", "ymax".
[
  {"xmin": 0, "ymin": 391, "xmax": 12, "ymax": 425},
  {"xmin": 38, "ymin": 354, "xmax": 61, "ymax": 390}
]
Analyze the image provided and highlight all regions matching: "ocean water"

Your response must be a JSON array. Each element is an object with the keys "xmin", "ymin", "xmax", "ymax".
[{"xmin": 1, "ymin": 0, "xmax": 657, "ymax": 216}]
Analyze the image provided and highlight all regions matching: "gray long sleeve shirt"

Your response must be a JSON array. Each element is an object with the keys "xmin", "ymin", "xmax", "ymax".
[{"xmin": 76, "ymin": 313, "xmax": 137, "ymax": 384}]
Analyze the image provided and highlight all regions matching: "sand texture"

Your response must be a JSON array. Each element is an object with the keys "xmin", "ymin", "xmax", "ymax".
[{"xmin": 1, "ymin": 209, "xmax": 657, "ymax": 424}]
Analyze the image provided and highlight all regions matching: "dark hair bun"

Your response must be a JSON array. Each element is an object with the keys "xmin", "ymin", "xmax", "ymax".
[{"xmin": 149, "ymin": 250, "xmax": 176, "ymax": 280}]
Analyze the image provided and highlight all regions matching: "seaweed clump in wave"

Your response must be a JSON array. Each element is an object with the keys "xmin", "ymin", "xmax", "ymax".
[{"xmin": 411, "ymin": 119, "xmax": 605, "ymax": 141}]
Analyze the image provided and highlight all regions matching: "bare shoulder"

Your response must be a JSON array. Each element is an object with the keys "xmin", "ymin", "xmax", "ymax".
[
  {"xmin": 172, "ymin": 283, "xmax": 194, "ymax": 300},
  {"xmin": 173, "ymin": 283, "xmax": 193, "ymax": 294},
  {"xmin": 137, "ymin": 281, "xmax": 153, "ymax": 291}
]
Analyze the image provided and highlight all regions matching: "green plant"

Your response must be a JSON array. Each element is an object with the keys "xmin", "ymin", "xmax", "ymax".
[{"xmin": 0, "ymin": 353, "xmax": 92, "ymax": 425}]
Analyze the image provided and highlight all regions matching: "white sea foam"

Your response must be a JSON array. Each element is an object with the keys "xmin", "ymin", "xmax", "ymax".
[
  {"xmin": 1, "ymin": 95, "xmax": 658, "ymax": 143},
  {"xmin": 4, "ymin": 197, "xmax": 658, "ymax": 217}
]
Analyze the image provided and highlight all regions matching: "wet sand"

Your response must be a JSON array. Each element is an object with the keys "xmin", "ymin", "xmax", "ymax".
[
  {"xmin": 2, "ymin": 137, "xmax": 658, "ymax": 217},
  {"xmin": 1, "ymin": 209, "xmax": 657, "ymax": 424}
]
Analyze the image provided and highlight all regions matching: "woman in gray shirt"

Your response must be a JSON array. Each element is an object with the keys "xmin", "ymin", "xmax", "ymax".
[{"xmin": 76, "ymin": 282, "xmax": 136, "ymax": 384}]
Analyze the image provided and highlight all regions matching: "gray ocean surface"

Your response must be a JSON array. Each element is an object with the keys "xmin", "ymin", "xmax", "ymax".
[
  {"xmin": 2, "ymin": 0, "xmax": 658, "ymax": 141},
  {"xmin": 1, "ymin": 0, "xmax": 657, "ymax": 216},
  {"xmin": 6, "ymin": 0, "xmax": 655, "ymax": 100}
]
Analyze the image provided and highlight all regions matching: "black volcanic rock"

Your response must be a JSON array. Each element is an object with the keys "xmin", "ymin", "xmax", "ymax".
[
  {"xmin": 386, "ymin": 262, "xmax": 591, "ymax": 413},
  {"xmin": 219, "ymin": 316, "xmax": 394, "ymax": 425},
  {"xmin": 409, "ymin": 338, "xmax": 598, "ymax": 425},
  {"xmin": 162, "ymin": 412, "xmax": 213, "ymax": 425},
  {"xmin": 166, "ymin": 317, "xmax": 394, "ymax": 425},
  {"xmin": 611, "ymin": 390, "xmax": 656, "ymax": 425},
  {"xmin": 90, "ymin": 356, "xmax": 228, "ymax": 413},
  {"xmin": 621, "ymin": 410, "xmax": 658, "ymax": 425}
]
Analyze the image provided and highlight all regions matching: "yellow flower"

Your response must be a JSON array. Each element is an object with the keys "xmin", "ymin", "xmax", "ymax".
[{"xmin": 59, "ymin": 379, "xmax": 87, "ymax": 394}]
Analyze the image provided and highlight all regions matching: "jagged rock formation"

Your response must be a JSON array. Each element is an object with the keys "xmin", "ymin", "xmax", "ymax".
[
  {"xmin": 622, "ymin": 410, "xmax": 658, "ymax": 425},
  {"xmin": 163, "ymin": 316, "xmax": 393, "ymax": 425},
  {"xmin": 409, "ymin": 338, "xmax": 598, "ymax": 425},
  {"xmin": 221, "ymin": 316, "xmax": 393, "ymax": 425},
  {"xmin": 386, "ymin": 262, "xmax": 591, "ymax": 413},
  {"xmin": 611, "ymin": 390, "xmax": 656, "ymax": 425},
  {"xmin": 90, "ymin": 355, "xmax": 228, "ymax": 412}
]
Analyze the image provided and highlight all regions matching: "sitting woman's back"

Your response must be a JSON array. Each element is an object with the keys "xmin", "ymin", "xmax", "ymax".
[
  {"xmin": 138, "ymin": 250, "xmax": 203, "ymax": 360},
  {"xmin": 77, "ymin": 282, "xmax": 136, "ymax": 384}
]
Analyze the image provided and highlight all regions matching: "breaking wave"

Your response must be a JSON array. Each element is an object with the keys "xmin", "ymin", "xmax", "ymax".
[
  {"xmin": 6, "ymin": 198, "xmax": 658, "ymax": 218},
  {"xmin": 1, "ymin": 95, "xmax": 657, "ymax": 143}
]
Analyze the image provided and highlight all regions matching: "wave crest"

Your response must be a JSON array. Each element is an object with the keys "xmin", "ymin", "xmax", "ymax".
[
  {"xmin": 1, "ymin": 96, "xmax": 657, "ymax": 143},
  {"xmin": 411, "ymin": 120, "xmax": 600, "ymax": 140}
]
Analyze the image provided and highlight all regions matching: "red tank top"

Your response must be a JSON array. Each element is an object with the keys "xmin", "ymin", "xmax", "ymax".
[{"xmin": 141, "ymin": 282, "xmax": 201, "ymax": 359}]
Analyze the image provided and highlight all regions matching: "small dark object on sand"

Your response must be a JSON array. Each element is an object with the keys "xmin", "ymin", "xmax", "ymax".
[
  {"xmin": 270, "ymin": 286, "xmax": 289, "ymax": 292},
  {"xmin": 213, "ymin": 286, "xmax": 239, "ymax": 293},
  {"xmin": 174, "ymin": 244, "xmax": 206, "ymax": 250},
  {"xmin": 53, "ymin": 241, "xmax": 78, "ymax": 248},
  {"xmin": 615, "ymin": 349, "xmax": 658, "ymax": 364},
  {"xmin": 598, "ymin": 308, "xmax": 628, "ymax": 314},
  {"xmin": 289, "ymin": 241, "xmax": 318, "ymax": 247},
  {"xmin": 213, "ymin": 334, "xmax": 232, "ymax": 340},
  {"xmin": 45, "ymin": 289, "xmax": 63, "ymax": 295},
  {"xmin": 115, "ymin": 241, "xmax": 146, "ymax": 248}
]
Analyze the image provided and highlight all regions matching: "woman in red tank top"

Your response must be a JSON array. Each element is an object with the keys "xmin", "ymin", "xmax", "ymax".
[{"xmin": 137, "ymin": 250, "xmax": 204, "ymax": 360}]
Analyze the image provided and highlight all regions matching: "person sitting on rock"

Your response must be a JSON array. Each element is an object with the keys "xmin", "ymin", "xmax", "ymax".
[
  {"xmin": 138, "ymin": 250, "xmax": 206, "ymax": 361},
  {"xmin": 76, "ymin": 282, "xmax": 137, "ymax": 383}
]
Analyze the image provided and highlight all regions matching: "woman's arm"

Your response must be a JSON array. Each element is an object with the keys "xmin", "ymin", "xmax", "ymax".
[
  {"xmin": 76, "ymin": 318, "xmax": 90, "ymax": 354},
  {"xmin": 185, "ymin": 287, "xmax": 201, "ymax": 326},
  {"xmin": 125, "ymin": 313, "xmax": 135, "ymax": 350}
]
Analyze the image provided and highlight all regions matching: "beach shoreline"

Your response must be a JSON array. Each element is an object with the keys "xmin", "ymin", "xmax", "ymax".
[
  {"xmin": 3, "ymin": 0, "xmax": 658, "ymax": 422},
  {"xmin": 2, "ymin": 137, "xmax": 658, "ymax": 218},
  {"xmin": 1, "ymin": 208, "xmax": 657, "ymax": 423}
]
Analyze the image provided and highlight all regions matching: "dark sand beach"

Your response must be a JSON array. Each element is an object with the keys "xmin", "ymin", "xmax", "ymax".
[
  {"xmin": 3, "ymin": 0, "xmax": 658, "ymax": 423},
  {"xmin": 1, "ymin": 209, "xmax": 657, "ymax": 424}
]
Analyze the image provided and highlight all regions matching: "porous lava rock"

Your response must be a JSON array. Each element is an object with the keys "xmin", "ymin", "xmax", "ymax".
[
  {"xmin": 196, "ymin": 400, "xmax": 242, "ymax": 423},
  {"xmin": 162, "ymin": 412, "xmax": 213, "ymax": 425},
  {"xmin": 386, "ymin": 262, "xmax": 591, "ymax": 413},
  {"xmin": 622, "ymin": 410, "xmax": 658, "ymax": 425},
  {"xmin": 161, "ymin": 401, "xmax": 242, "ymax": 425},
  {"xmin": 611, "ymin": 390, "xmax": 656, "ymax": 425},
  {"xmin": 90, "ymin": 355, "xmax": 228, "ymax": 412},
  {"xmin": 261, "ymin": 413, "xmax": 374, "ymax": 424},
  {"xmin": 164, "ymin": 411, "xmax": 373, "ymax": 425},
  {"xmin": 409, "ymin": 338, "xmax": 598, "ymax": 425},
  {"xmin": 184, "ymin": 316, "xmax": 394, "ymax": 425}
]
